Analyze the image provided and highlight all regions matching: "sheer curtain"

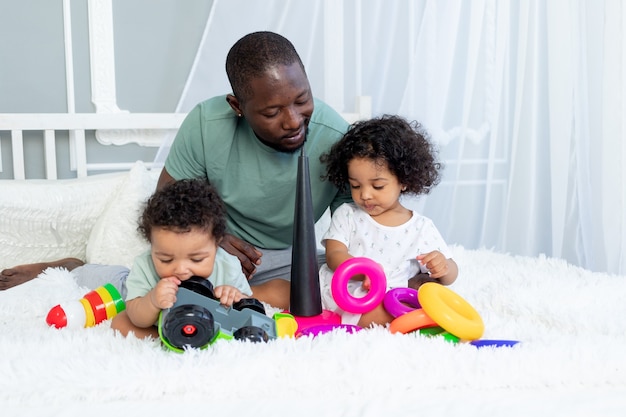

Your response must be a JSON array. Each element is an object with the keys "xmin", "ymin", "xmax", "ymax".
[{"xmin": 155, "ymin": 0, "xmax": 625, "ymax": 275}]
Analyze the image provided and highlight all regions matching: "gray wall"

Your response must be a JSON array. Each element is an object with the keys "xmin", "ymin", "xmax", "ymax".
[{"xmin": 0, "ymin": 0, "xmax": 212, "ymax": 179}]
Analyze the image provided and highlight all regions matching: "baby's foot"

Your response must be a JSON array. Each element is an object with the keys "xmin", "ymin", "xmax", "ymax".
[
  {"xmin": 407, "ymin": 273, "xmax": 439, "ymax": 290},
  {"xmin": 0, "ymin": 258, "xmax": 84, "ymax": 290}
]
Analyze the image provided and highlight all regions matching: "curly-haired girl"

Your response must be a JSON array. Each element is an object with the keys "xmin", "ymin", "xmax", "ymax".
[
  {"xmin": 111, "ymin": 179, "xmax": 252, "ymax": 339},
  {"xmin": 320, "ymin": 115, "xmax": 458, "ymax": 327}
]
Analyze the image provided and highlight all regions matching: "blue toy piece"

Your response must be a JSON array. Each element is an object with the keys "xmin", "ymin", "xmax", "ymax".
[{"xmin": 158, "ymin": 276, "xmax": 277, "ymax": 352}]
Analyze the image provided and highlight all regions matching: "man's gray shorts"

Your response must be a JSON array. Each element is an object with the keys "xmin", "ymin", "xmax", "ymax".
[{"xmin": 72, "ymin": 247, "xmax": 326, "ymax": 300}]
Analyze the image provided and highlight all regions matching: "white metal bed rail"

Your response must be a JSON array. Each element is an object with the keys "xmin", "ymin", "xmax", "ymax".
[
  {"xmin": 0, "ymin": 113, "xmax": 186, "ymax": 180},
  {"xmin": 0, "ymin": 96, "xmax": 371, "ymax": 180}
]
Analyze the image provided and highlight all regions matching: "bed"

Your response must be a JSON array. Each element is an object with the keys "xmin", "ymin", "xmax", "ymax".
[{"xmin": 1, "ymin": 103, "xmax": 625, "ymax": 416}]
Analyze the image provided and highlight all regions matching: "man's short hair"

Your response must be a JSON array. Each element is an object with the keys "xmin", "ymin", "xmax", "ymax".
[{"xmin": 225, "ymin": 31, "xmax": 306, "ymax": 101}]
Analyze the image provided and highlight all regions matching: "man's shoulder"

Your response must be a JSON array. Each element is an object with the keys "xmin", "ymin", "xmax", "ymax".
[
  {"xmin": 310, "ymin": 98, "xmax": 350, "ymax": 134},
  {"xmin": 194, "ymin": 95, "xmax": 235, "ymax": 121}
]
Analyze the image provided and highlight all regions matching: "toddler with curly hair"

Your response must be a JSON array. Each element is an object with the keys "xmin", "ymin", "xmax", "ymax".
[
  {"xmin": 111, "ymin": 179, "xmax": 253, "ymax": 339},
  {"xmin": 320, "ymin": 115, "xmax": 458, "ymax": 327}
]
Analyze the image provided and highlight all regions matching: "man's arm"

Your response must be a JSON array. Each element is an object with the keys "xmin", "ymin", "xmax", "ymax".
[{"xmin": 157, "ymin": 168, "xmax": 176, "ymax": 191}]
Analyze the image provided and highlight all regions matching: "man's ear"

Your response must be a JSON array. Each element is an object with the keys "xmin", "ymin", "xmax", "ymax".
[{"xmin": 226, "ymin": 94, "xmax": 243, "ymax": 116}]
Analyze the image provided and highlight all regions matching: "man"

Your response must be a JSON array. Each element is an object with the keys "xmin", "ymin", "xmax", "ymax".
[{"xmin": 1, "ymin": 32, "xmax": 352, "ymax": 310}]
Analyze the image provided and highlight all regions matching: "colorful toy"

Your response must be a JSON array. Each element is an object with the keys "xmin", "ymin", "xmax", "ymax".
[
  {"xmin": 383, "ymin": 287, "xmax": 420, "ymax": 317},
  {"xmin": 470, "ymin": 339, "xmax": 520, "ymax": 348},
  {"xmin": 273, "ymin": 312, "xmax": 299, "ymax": 338},
  {"xmin": 46, "ymin": 283, "xmax": 125, "ymax": 329},
  {"xmin": 296, "ymin": 323, "xmax": 362, "ymax": 338},
  {"xmin": 158, "ymin": 276, "xmax": 278, "ymax": 352},
  {"xmin": 418, "ymin": 326, "xmax": 460, "ymax": 343},
  {"xmin": 389, "ymin": 307, "xmax": 437, "ymax": 334},
  {"xmin": 386, "ymin": 283, "xmax": 519, "ymax": 347},
  {"xmin": 417, "ymin": 282, "xmax": 484, "ymax": 340},
  {"xmin": 331, "ymin": 257, "xmax": 387, "ymax": 314}
]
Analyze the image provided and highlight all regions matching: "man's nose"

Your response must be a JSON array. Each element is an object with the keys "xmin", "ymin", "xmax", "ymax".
[{"xmin": 282, "ymin": 107, "xmax": 301, "ymax": 130}]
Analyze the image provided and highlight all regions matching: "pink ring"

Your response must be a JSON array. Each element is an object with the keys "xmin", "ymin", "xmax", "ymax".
[
  {"xmin": 331, "ymin": 257, "xmax": 387, "ymax": 314},
  {"xmin": 383, "ymin": 287, "xmax": 421, "ymax": 318}
]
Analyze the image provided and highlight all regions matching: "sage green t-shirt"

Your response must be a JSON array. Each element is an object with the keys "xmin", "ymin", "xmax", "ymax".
[
  {"xmin": 125, "ymin": 248, "xmax": 252, "ymax": 302},
  {"xmin": 165, "ymin": 96, "xmax": 352, "ymax": 249}
]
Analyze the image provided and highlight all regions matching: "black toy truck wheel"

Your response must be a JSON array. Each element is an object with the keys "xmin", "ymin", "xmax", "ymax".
[
  {"xmin": 233, "ymin": 325, "xmax": 269, "ymax": 343},
  {"xmin": 162, "ymin": 304, "xmax": 215, "ymax": 349},
  {"xmin": 232, "ymin": 298, "xmax": 266, "ymax": 315},
  {"xmin": 179, "ymin": 276, "xmax": 217, "ymax": 299}
]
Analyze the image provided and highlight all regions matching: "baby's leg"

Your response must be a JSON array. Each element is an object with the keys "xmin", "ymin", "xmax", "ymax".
[
  {"xmin": 0, "ymin": 258, "xmax": 84, "ymax": 290},
  {"xmin": 357, "ymin": 303, "xmax": 394, "ymax": 328},
  {"xmin": 250, "ymin": 279, "xmax": 290, "ymax": 310},
  {"xmin": 408, "ymin": 273, "xmax": 439, "ymax": 290},
  {"xmin": 110, "ymin": 310, "xmax": 159, "ymax": 339}
]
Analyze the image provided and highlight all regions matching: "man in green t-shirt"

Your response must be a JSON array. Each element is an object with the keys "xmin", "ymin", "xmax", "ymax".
[
  {"xmin": 1, "ymin": 31, "xmax": 352, "ymax": 310},
  {"xmin": 157, "ymin": 31, "xmax": 352, "ymax": 308}
]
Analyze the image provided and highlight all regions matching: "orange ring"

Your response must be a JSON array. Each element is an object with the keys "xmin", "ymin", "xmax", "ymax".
[
  {"xmin": 389, "ymin": 308, "xmax": 438, "ymax": 334},
  {"xmin": 417, "ymin": 283, "xmax": 484, "ymax": 340}
]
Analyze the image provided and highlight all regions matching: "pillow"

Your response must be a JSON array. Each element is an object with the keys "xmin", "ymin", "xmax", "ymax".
[
  {"xmin": 85, "ymin": 162, "xmax": 160, "ymax": 268},
  {"xmin": 0, "ymin": 172, "xmax": 125, "ymax": 270}
]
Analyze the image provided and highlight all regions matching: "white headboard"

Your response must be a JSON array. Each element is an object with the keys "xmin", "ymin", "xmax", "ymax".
[{"xmin": 0, "ymin": 96, "xmax": 371, "ymax": 180}]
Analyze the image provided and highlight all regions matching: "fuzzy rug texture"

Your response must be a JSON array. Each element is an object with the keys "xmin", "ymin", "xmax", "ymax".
[{"xmin": 1, "ymin": 246, "xmax": 625, "ymax": 416}]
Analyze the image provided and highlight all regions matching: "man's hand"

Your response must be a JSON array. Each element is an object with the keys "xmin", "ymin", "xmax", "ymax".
[{"xmin": 220, "ymin": 234, "xmax": 262, "ymax": 280}]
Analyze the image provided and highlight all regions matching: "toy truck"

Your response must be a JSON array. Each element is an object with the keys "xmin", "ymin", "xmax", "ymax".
[{"xmin": 158, "ymin": 276, "xmax": 277, "ymax": 352}]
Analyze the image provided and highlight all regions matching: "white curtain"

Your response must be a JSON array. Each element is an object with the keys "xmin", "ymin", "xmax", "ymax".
[{"xmin": 155, "ymin": 0, "xmax": 626, "ymax": 275}]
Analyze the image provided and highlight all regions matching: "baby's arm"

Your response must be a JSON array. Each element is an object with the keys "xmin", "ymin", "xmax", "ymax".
[
  {"xmin": 325, "ymin": 239, "xmax": 372, "ymax": 289},
  {"xmin": 416, "ymin": 251, "xmax": 458, "ymax": 285},
  {"xmin": 213, "ymin": 285, "xmax": 246, "ymax": 307},
  {"xmin": 324, "ymin": 239, "xmax": 353, "ymax": 270},
  {"xmin": 126, "ymin": 276, "xmax": 180, "ymax": 328}
]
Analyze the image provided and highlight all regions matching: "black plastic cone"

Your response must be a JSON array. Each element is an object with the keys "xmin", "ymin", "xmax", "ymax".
[{"xmin": 289, "ymin": 145, "xmax": 323, "ymax": 316}]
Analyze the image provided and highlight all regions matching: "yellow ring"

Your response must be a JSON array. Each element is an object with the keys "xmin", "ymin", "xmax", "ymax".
[
  {"xmin": 79, "ymin": 298, "xmax": 96, "ymax": 328},
  {"xmin": 417, "ymin": 283, "xmax": 484, "ymax": 340},
  {"xmin": 94, "ymin": 286, "xmax": 118, "ymax": 319}
]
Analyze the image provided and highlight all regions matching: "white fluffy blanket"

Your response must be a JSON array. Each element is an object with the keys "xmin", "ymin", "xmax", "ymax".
[{"xmin": 1, "ymin": 246, "xmax": 625, "ymax": 416}]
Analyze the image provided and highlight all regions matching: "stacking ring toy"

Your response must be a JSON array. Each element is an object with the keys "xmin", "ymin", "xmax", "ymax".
[
  {"xmin": 418, "ymin": 282, "xmax": 484, "ymax": 340},
  {"xmin": 296, "ymin": 324, "xmax": 362, "ymax": 338},
  {"xmin": 331, "ymin": 257, "xmax": 387, "ymax": 314},
  {"xmin": 470, "ymin": 339, "xmax": 520, "ymax": 348},
  {"xmin": 383, "ymin": 287, "xmax": 421, "ymax": 317},
  {"xmin": 389, "ymin": 308, "xmax": 437, "ymax": 334}
]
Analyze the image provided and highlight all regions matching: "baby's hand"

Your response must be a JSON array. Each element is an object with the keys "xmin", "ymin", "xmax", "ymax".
[
  {"xmin": 417, "ymin": 251, "xmax": 449, "ymax": 279},
  {"xmin": 151, "ymin": 276, "xmax": 181, "ymax": 309},
  {"xmin": 213, "ymin": 285, "xmax": 244, "ymax": 307},
  {"xmin": 361, "ymin": 275, "xmax": 372, "ymax": 291}
]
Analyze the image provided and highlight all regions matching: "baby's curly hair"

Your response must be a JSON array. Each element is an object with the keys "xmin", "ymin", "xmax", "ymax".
[
  {"xmin": 322, "ymin": 115, "xmax": 441, "ymax": 195},
  {"xmin": 138, "ymin": 178, "xmax": 227, "ymax": 242}
]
